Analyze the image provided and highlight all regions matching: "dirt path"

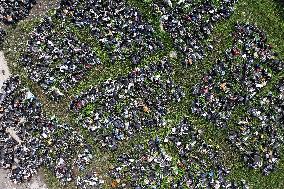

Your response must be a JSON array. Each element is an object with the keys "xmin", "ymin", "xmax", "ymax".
[
  {"xmin": 0, "ymin": 169, "xmax": 48, "ymax": 189},
  {"xmin": 26, "ymin": 0, "xmax": 60, "ymax": 20},
  {"xmin": 0, "ymin": 52, "xmax": 48, "ymax": 188},
  {"xmin": 0, "ymin": 1, "xmax": 62, "ymax": 188},
  {"xmin": 0, "ymin": 51, "xmax": 10, "ymax": 89}
]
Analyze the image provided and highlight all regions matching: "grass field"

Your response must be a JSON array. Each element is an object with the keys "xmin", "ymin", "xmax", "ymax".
[{"xmin": 2, "ymin": 0, "xmax": 284, "ymax": 188}]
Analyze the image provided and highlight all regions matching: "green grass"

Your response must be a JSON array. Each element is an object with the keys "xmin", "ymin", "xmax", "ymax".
[
  {"xmin": 2, "ymin": 0, "xmax": 284, "ymax": 188},
  {"xmin": 227, "ymin": 150, "xmax": 284, "ymax": 189}
]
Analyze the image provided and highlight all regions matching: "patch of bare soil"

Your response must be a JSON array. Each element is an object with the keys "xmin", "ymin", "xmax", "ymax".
[
  {"xmin": 0, "ymin": 169, "xmax": 48, "ymax": 189},
  {"xmin": 26, "ymin": 0, "xmax": 60, "ymax": 20},
  {"xmin": 0, "ymin": 51, "xmax": 10, "ymax": 89}
]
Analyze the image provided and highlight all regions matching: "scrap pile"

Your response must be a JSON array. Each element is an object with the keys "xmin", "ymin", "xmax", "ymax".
[
  {"xmin": 0, "ymin": 0, "xmax": 37, "ymax": 24},
  {"xmin": 19, "ymin": 0, "xmax": 166, "ymax": 99},
  {"xmin": 190, "ymin": 23, "xmax": 284, "ymax": 174},
  {"xmin": 0, "ymin": 76, "xmax": 104, "ymax": 187},
  {"xmin": 229, "ymin": 79, "xmax": 284, "ymax": 175},
  {"xmin": 0, "ymin": 0, "xmax": 284, "ymax": 188},
  {"xmin": 144, "ymin": 0, "xmax": 237, "ymax": 65},
  {"xmin": 57, "ymin": 0, "xmax": 163, "ymax": 64},
  {"xmin": 108, "ymin": 119, "xmax": 249, "ymax": 188},
  {"xmin": 192, "ymin": 24, "xmax": 283, "ymax": 127},
  {"xmin": 70, "ymin": 60, "xmax": 184, "ymax": 150},
  {"xmin": 21, "ymin": 17, "xmax": 101, "ymax": 100}
]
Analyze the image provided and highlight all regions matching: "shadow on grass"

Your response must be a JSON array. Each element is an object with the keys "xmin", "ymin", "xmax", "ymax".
[{"xmin": 274, "ymin": 0, "xmax": 284, "ymax": 20}]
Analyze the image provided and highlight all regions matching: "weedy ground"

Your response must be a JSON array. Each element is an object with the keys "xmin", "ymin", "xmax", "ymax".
[{"xmin": 2, "ymin": 0, "xmax": 284, "ymax": 188}]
